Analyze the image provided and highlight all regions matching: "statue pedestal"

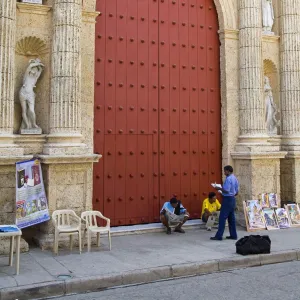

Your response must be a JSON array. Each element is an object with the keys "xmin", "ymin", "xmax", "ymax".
[
  {"xmin": 20, "ymin": 128, "xmax": 42, "ymax": 135},
  {"xmin": 20, "ymin": 0, "xmax": 43, "ymax": 4},
  {"xmin": 263, "ymin": 31, "xmax": 275, "ymax": 36}
]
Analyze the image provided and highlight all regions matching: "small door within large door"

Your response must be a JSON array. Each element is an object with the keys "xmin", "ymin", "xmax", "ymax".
[{"xmin": 94, "ymin": 0, "xmax": 221, "ymax": 226}]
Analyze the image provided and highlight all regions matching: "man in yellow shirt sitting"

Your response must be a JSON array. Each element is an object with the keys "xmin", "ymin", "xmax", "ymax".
[{"xmin": 201, "ymin": 192, "xmax": 221, "ymax": 231}]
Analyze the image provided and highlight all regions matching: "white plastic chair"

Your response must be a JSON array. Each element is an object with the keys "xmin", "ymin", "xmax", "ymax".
[
  {"xmin": 81, "ymin": 211, "xmax": 111, "ymax": 252},
  {"xmin": 52, "ymin": 210, "xmax": 82, "ymax": 255}
]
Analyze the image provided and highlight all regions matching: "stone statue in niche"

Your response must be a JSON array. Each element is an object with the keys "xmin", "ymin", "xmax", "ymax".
[
  {"xmin": 264, "ymin": 76, "xmax": 280, "ymax": 135},
  {"xmin": 262, "ymin": 0, "xmax": 274, "ymax": 34},
  {"xmin": 19, "ymin": 58, "xmax": 44, "ymax": 134}
]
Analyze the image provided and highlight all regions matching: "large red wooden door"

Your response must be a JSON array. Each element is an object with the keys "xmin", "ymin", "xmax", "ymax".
[{"xmin": 94, "ymin": 0, "xmax": 221, "ymax": 226}]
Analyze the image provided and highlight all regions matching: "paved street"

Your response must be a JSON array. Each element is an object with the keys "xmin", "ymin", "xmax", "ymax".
[{"xmin": 56, "ymin": 261, "xmax": 300, "ymax": 300}]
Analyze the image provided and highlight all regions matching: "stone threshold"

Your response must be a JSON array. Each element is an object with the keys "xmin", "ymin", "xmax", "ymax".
[{"xmin": 110, "ymin": 220, "xmax": 204, "ymax": 236}]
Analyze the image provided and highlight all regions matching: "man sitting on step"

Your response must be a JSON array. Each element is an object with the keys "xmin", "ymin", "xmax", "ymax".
[
  {"xmin": 201, "ymin": 192, "xmax": 221, "ymax": 231},
  {"xmin": 160, "ymin": 197, "xmax": 189, "ymax": 235}
]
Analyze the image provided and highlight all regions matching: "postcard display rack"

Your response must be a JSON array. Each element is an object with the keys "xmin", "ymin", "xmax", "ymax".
[{"xmin": 243, "ymin": 193, "xmax": 300, "ymax": 232}]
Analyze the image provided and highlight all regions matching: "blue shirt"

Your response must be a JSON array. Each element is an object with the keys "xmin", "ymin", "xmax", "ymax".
[
  {"xmin": 160, "ymin": 202, "xmax": 186, "ymax": 214},
  {"xmin": 222, "ymin": 174, "xmax": 239, "ymax": 197}
]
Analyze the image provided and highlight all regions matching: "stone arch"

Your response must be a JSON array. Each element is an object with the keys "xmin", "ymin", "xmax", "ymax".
[
  {"xmin": 214, "ymin": 0, "xmax": 238, "ymax": 30},
  {"xmin": 211, "ymin": 0, "xmax": 239, "ymax": 170}
]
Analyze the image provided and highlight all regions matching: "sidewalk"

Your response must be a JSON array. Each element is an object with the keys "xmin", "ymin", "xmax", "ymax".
[{"xmin": 1, "ymin": 224, "xmax": 300, "ymax": 300}]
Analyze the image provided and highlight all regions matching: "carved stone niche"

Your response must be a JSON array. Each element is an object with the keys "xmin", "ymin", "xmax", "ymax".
[
  {"xmin": 15, "ymin": 36, "xmax": 49, "ymax": 135},
  {"xmin": 263, "ymin": 59, "xmax": 280, "ymax": 135}
]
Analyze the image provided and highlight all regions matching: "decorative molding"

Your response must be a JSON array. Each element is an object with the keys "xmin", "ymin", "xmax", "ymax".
[
  {"xmin": 14, "ymin": 134, "xmax": 47, "ymax": 144},
  {"xmin": 82, "ymin": 10, "xmax": 100, "ymax": 23},
  {"xmin": 17, "ymin": 3, "xmax": 51, "ymax": 15},
  {"xmin": 286, "ymin": 152, "xmax": 300, "ymax": 159},
  {"xmin": 16, "ymin": 36, "xmax": 49, "ymax": 56},
  {"xmin": 262, "ymin": 35, "xmax": 280, "ymax": 43},
  {"xmin": 219, "ymin": 29, "xmax": 239, "ymax": 40},
  {"xmin": 37, "ymin": 154, "xmax": 101, "ymax": 164},
  {"xmin": 231, "ymin": 151, "xmax": 287, "ymax": 160},
  {"xmin": 0, "ymin": 155, "xmax": 33, "ymax": 166}
]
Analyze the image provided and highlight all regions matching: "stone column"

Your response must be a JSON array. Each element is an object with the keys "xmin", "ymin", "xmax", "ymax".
[
  {"xmin": 238, "ymin": 0, "xmax": 265, "ymax": 139},
  {"xmin": 47, "ymin": 0, "xmax": 82, "ymax": 148},
  {"xmin": 280, "ymin": 0, "xmax": 300, "ymax": 203},
  {"xmin": 280, "ymin": 0, "xmax": 300, "ymax": 139},
  {"xmin": 36, "ymin": 1, "xmax": 99, "ymax": 250},
  {"xmin": 0, "ymin": 1, "xmax": 15, "ymax": 138}
]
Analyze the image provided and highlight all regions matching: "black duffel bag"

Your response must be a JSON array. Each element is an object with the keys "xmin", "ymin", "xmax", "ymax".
[{"xmin": 235, "ymin": 235, "xmax": 271, "ymax": 256}]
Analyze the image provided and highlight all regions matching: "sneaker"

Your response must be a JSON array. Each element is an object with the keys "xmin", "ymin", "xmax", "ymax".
[
  {"xmin": 167, "ymin": 227, "xmax": 171, "ymax": 235},
  {"xmin": 206, "ymin": 227, "xmax": 212, "ymax": 231},
  {"xmin": 174, "ymin": 227, "xmax": 185, "ymax": 233},
  {"xmin": 226, "ymin": 236, "xmax": 237, "ymax": 240}
]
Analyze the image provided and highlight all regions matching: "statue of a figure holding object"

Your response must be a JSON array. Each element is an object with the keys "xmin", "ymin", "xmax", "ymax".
[
  {"xmin": 19, "ymin": 58, "xmax": 44, "ymax": 134},
  {"xmin": 264, "ymin": 76, "xmax": 280, "ymax": 135},
  {"xmin": 262, "ymin": 0, "xmax": 274, "ymax": 33}
]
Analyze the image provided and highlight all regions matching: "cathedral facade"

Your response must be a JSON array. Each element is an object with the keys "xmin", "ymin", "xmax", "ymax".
[{"xmin": 0, "ymin": 0, "xmax": 299, "ymax": 250}]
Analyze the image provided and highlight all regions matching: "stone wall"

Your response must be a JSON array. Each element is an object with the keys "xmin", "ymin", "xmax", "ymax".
[{"xmin": 0, "ymin": 1, "xmax": 99, "ymax": 253}]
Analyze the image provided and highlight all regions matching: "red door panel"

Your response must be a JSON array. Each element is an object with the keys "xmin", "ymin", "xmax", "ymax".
[{"xmin": 94, "ymin": 0, "xmax": 221, "ymax": 225}]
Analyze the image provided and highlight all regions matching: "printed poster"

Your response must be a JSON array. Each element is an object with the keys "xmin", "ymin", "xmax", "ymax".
[{"xmin": 16, "ymin": 159, "xmax": 50, "ymax": 229}]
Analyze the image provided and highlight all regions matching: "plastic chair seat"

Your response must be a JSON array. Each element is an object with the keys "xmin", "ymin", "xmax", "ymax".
[
  {"xmin": 88, "ymin": 226, "xmax": 109, "ymax": 233},
  {"xmin": 57, "ymin": 225, "xmax": 80, "ymax": 232}
]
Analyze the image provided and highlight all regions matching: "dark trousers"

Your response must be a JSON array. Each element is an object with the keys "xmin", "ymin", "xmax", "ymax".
[{"xmin": 215, "ymin": 196, "xmax": 237, "ymax": 239}]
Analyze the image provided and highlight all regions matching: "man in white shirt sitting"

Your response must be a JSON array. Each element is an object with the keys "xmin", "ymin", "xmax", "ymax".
[{"xmin": 160, "ymin": 197, "xmax": 189, "ymax": 234}]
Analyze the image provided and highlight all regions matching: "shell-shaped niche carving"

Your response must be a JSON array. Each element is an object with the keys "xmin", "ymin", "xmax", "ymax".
[
  {"xmin": 16, "ymin": 36, "xmax": 48, "ymax": 57},
  {"xmin": 264, "ymin": 59, "xmax": 277, "ymax": 75}
]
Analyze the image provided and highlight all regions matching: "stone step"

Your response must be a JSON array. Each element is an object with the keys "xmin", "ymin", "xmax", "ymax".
[{"xmin": 111, "ymin": 220, "xmax": 204, "ymax": 236}]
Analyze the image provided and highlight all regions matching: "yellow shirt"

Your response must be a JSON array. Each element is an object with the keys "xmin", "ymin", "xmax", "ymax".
[{"xmin": 201, "ymin": 198, "xmax": 221, "ymax": 217}]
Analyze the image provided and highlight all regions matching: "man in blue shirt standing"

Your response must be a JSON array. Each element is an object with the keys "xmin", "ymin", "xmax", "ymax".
[{"xmin": 210, "ymin": 165, "xmax": 239, "ymax": 241}]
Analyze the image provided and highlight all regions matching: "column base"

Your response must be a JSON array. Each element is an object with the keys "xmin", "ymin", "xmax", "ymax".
[
  {"xmin": 281, "ymin": 151, "xmax": 300, "ymax": 204},
  {"xmin": 280, "ymin": 137, "xmax": 300, "ymax": 203},
  {"xmin": 235, "ymin": 134, "xmax": 282, "ymax": 152},
  {"xmin": 31, "ymin": 154, "xmax": 100, "ymax": 250},
  {"xmin": 231, "ymin": 150, "xmax": 287, "ymax": 210},
  {"xmin": 33, "ymin": 232, "xmax": 55, "ymax": 251},
  {"xmin": 43, "ymin": 132, "xmax": 91, "ymax": 155},
  {"xmin": 0, "ymin": 134, "xmax": 25, "ymax": 156},
  {"xmin": 281, "ymin": 135, "xmax": 300, "ymax": 151}
]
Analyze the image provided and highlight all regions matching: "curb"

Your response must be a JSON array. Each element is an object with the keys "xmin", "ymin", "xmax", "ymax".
[{"xmin": 1, "ymin": 249, "xmax": 300, "ymax": 300}]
